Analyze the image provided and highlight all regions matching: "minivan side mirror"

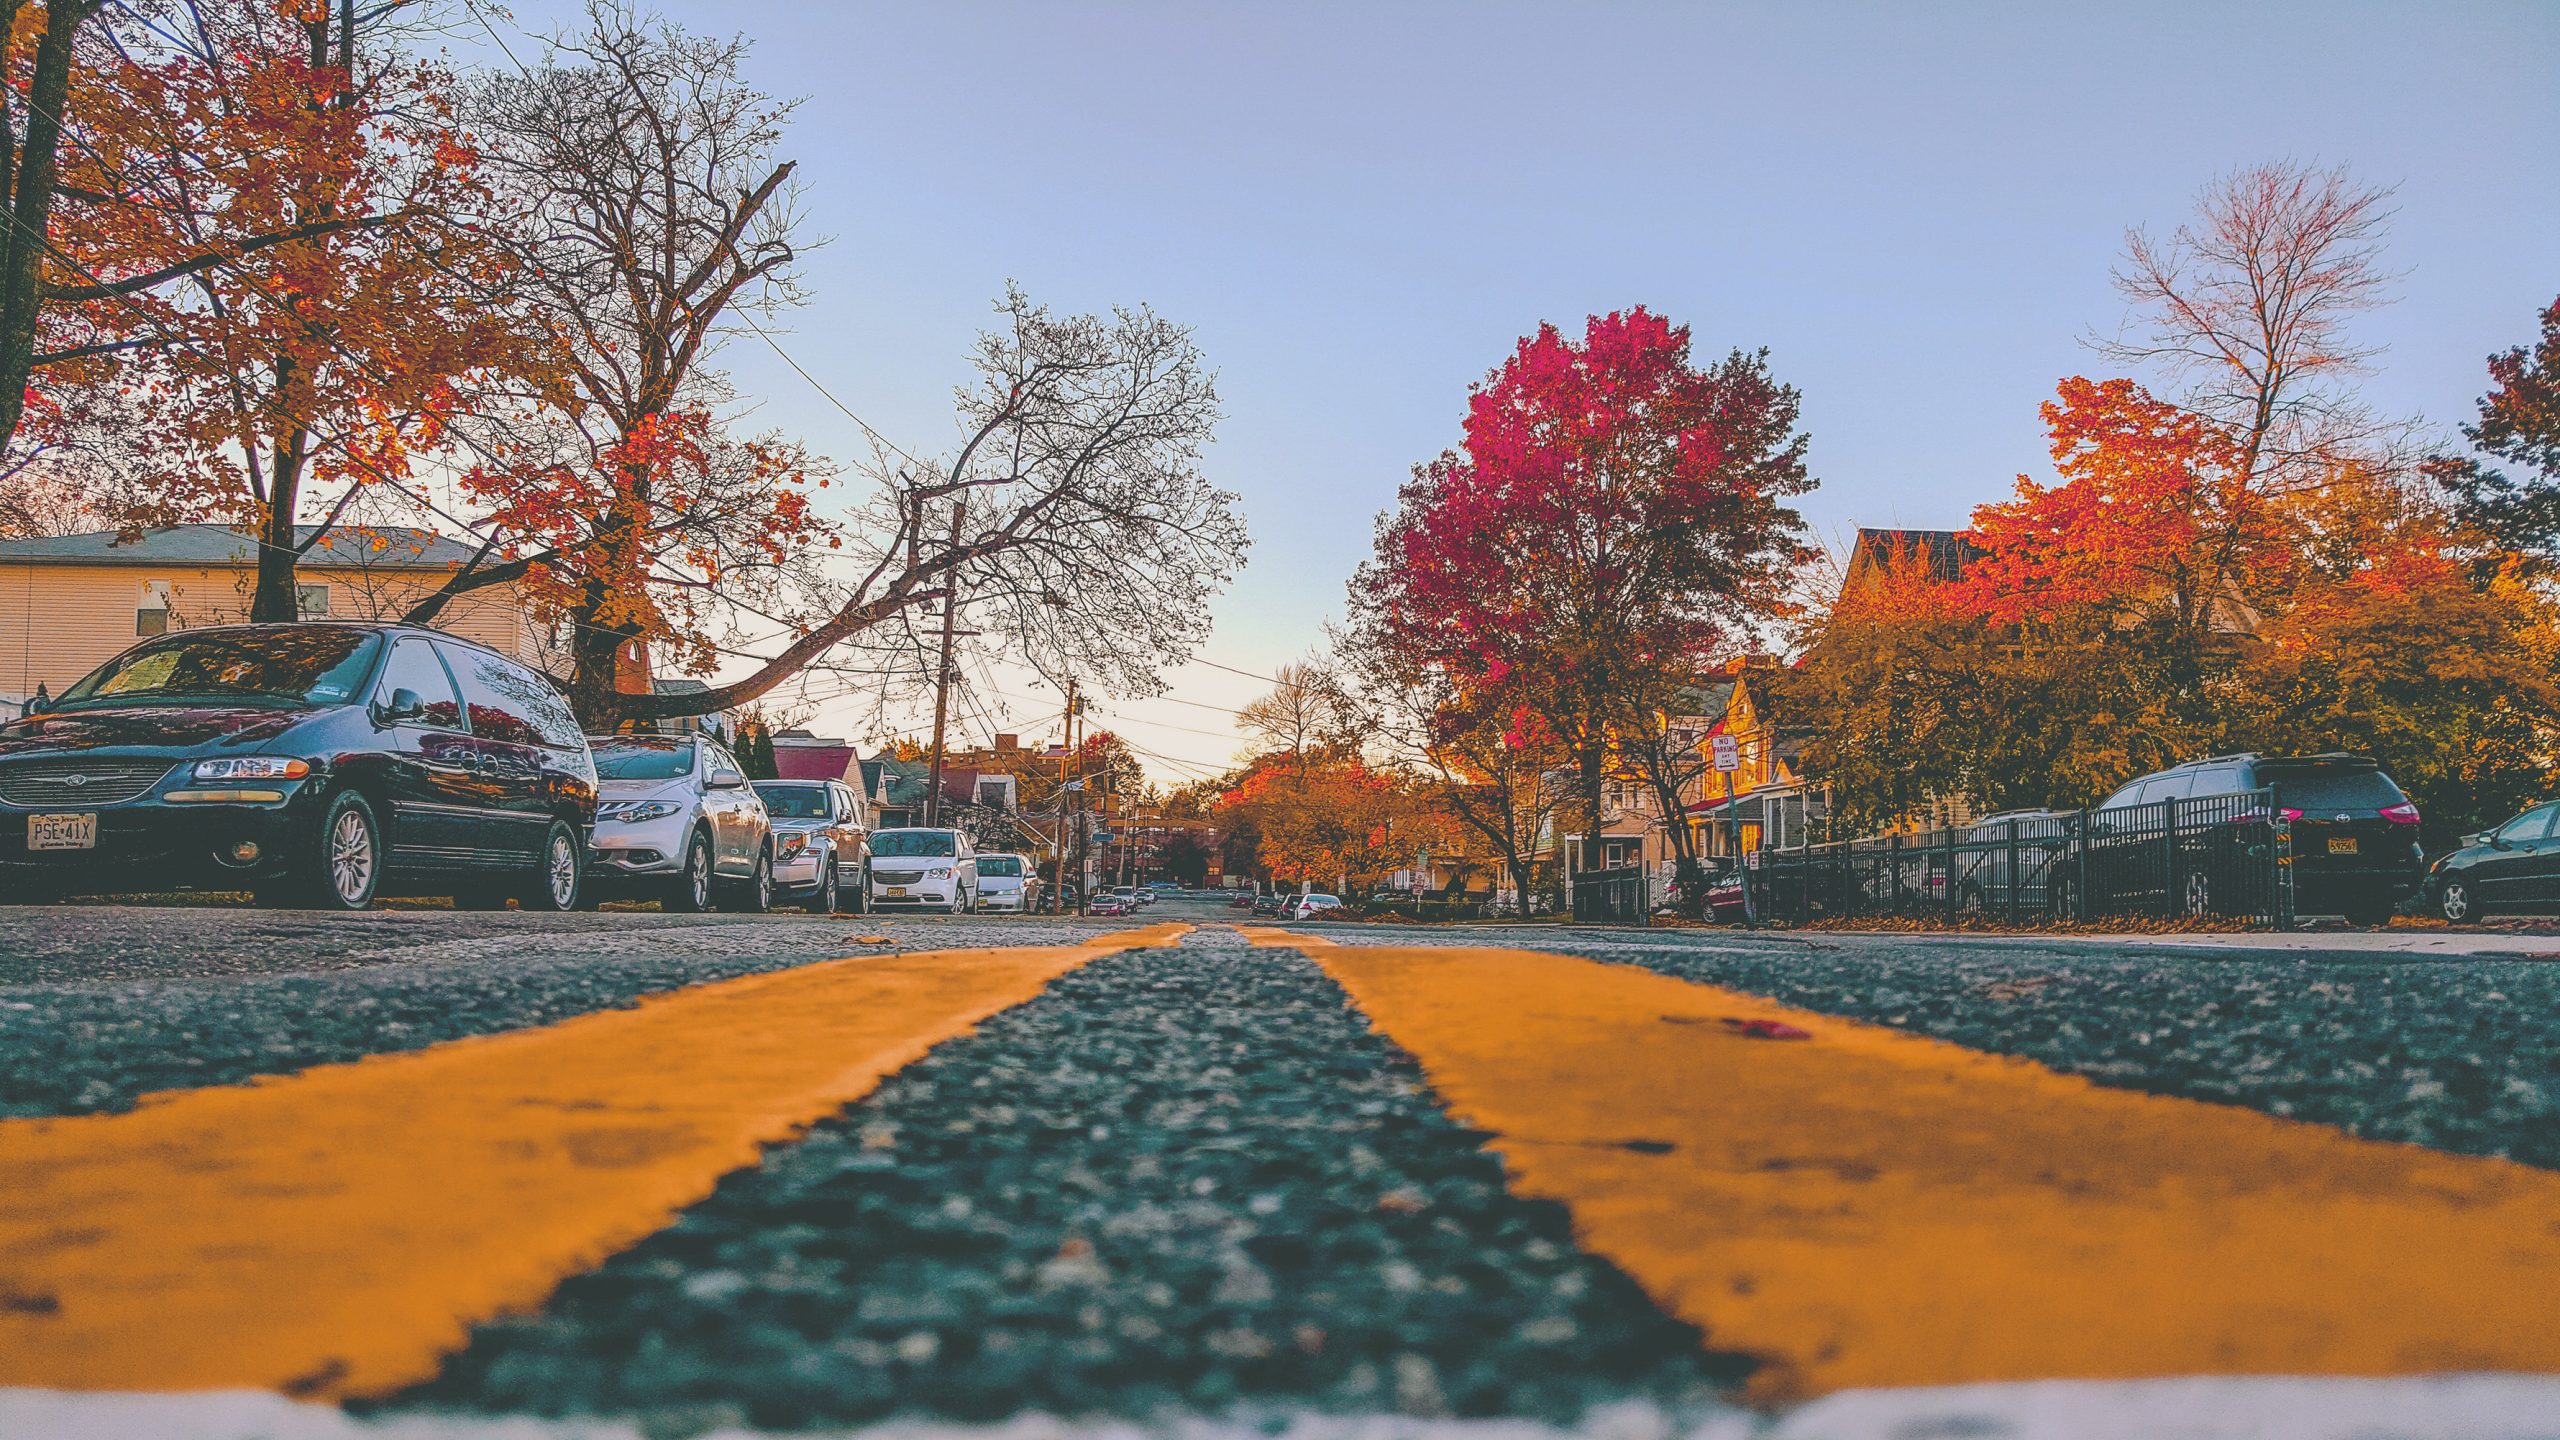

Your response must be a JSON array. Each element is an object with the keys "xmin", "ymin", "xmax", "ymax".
[
  {"xmin": 2488, "ymin": 833, "xmax": 2512, "ymax": 851},
  {"xmin": 376, "ymin": 687, "xmax": 425, "ymax": 723}
]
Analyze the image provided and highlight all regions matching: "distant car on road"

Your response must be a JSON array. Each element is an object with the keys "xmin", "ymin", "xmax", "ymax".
[
  {"xmin": 975, "ymin": 852, "xmax": 1040, "ymax": 913},
  {"xmin": 2426, "ymin": 802, "xmax": 2560, "ymax": 923},
  {"xmin": 588, "ymin": 735, "xmax": 772, "ymax": 913},
  {"xmin": 751, "ymin": 779, "xmax": 867, "ymax": 914},
  {"xmin": 867, "ymin": 827, "xmax": 979, "ymax": 913},
  {"xmin": 1285, "ymin": 892, "xmax": 1343, "ymax": 920},
  {"xmin": 1088, "ymin": 891, "xmax": 1133, "ymax": 916},
  {"xmin": 0, "ymin": 622, "xmax": 598, "ymax": 912}
]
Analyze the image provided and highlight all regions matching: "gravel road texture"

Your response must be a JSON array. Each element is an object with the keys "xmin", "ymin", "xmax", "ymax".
[
  {"xmin": 1288, "ymin": 922, "xmax": 2560, "ymax": 1170},
  {"xmin": 392, "ymin": 930, "xmax": 1748, "ymax": 1432},
  {"xmin": 0, "ymin": 905, "xmax": 1152, "ymax": 1118}
]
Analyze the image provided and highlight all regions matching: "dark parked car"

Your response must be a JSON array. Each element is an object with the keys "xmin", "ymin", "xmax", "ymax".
[
  {"xmin": 2087, "ymin": 753, "xmax": 2422, "ymax": 924},
  {"xmin": 0, "ymin": 623, "xmax": 597, "ymax": 910},
  {"xmin": 2426, "ymin": 802, "xmax": 2560, "ymax": 923}
]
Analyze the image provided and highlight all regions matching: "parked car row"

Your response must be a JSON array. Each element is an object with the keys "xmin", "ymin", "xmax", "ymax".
[
  {"xmin": 0, "ymin": 621, "xmax": 1044, "ymax": 915},
  {"xmin": 1749, "ymin": 749, "xmax": 2549, "ymax": 926}
]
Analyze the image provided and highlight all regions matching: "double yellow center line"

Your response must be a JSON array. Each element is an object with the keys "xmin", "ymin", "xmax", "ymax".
[
  {"xmin": 1259, "ymin": 932, "xmax": 2560, "ymax": 1399},
  {"xmin": 0, "ymin": 925, "xmax": 1186, "ymax": 1398}
]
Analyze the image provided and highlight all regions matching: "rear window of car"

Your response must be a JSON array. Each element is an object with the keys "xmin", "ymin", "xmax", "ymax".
[
  {"xmin": 978, "ymin": 856, "xmax": 1023, "ymax": 877},
  {"xmin": 752, "ymin": 784, "xmax": 831, "ymax": 818},
  {"xmin": 2261, "ymin": 766, "xmax": 2407, "ymax": 812},
  {"xmin": 591, "ymin": 738, "xmax": 694, "ymax": 781}
]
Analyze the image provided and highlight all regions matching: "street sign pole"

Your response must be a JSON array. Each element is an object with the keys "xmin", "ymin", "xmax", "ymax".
[{"xmin": 1713, "ymin": 734, "xmax": 1756, "ymax": 925}]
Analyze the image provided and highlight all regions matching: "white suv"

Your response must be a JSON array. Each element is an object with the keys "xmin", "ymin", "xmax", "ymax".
[
  {"xmin": 585, "ymin": 735, "xmax": 774, "ymax": 912},
  {"xmin": 866, "ymin": 827, "xmax": 979, "ymax": 913}
]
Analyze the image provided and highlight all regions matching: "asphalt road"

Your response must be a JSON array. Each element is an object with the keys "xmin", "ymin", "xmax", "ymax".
[{"xmin": 4, "ymin": 894, "xmax": 2555, "ymax": 1435}]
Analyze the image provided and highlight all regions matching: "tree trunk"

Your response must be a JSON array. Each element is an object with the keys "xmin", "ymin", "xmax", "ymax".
[
  {"xmin": 0, "ymin": 0, "xmax": 105, "ymax": 458},
  {"xmin": 246, "ymin": 415, "xmax": 307, "ymax": 623}
]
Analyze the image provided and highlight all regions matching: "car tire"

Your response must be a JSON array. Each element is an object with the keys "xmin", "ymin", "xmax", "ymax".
[
  {"xmin": 2180, "ymin": 871, "xmax": 2211, "ymax": 919},
  {"xmin": 808, "ymin": 860, "xmax": 839, "ymax": 915},
  {"xmin": 1958, "ymin": 882, "xmax": 1986, "ymax": 915},
  {"xmin": 282, "ymin": 790, "xmax": 383, "ymax": 911},
  {"xmin": 2438, "ymin": 877, "xmax": 2475, "ymax": 924},
  {"xmin": 721, "ymin": 848, "xmax": 772, "ymax": 914},
  {"xmin": 2046, "ymin": 873, "xmax": 2079, "ymax": 922},
  {"xmin": 665, "ymin": 831, "xmax": 714, "ymax": 914},
  {"xmin": 518, "ymin": 821, "xmax": 584, "ymax": 913}
]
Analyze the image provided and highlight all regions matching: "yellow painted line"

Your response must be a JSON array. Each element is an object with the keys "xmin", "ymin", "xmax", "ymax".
[
  {"xmin": 0, "ymin": 923, "xmax": 1189, "ymax": 1399},
  {"xmin": 1265, "ymin": 934, "xmax": 2560, "ymax": 1401}
]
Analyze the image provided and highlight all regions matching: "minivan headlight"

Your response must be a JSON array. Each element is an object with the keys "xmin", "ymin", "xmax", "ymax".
[
  {"xmin": 926, "ymin": 864, "xmax": 952, "ymax": 878},
  {"xmin": 193, "ymin": 756, "xmax": 311, "ymax": 781},
  {"xmin": 599, "ymin": 801, "xmax": 680, "ymax": 823}
]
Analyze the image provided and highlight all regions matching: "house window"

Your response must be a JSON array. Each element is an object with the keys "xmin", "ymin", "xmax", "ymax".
[
  {"xmin": 136, "ymin": 580, "xmax": 172, "ymax": 637},
  {"xmin": 296, "ymin": 583, "xmax": 331, "ymax": 618}
]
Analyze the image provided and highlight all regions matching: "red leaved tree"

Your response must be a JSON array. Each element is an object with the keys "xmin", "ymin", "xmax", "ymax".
[{"xmin": 1350, "ymin": 307, "xmax": 1812, "ymax": 877}]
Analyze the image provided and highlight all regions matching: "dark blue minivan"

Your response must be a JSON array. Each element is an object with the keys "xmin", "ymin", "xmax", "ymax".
[{"xmin": 0, "ymin": 623, "xmax": 597, "ymax": 910}]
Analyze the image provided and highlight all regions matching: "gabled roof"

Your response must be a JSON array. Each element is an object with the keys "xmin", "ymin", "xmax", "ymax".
[
  {"xmin": 1846, "ymin": 527, "xmax": 1984, "ymax": 585},
  {"xmin": 0, "ymin": 524, "xmax": 488, "ymax": 570}
]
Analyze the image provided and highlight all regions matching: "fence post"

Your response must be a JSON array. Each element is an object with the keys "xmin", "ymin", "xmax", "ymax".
[
  {"xmin": 1943, "ymin": 826, "xmax": 1959, "ymax": 922},
  {"xmin": 2163, "ymin": 796, "xmax": 2181, "ymax": 920},
  {"xmin": 2006, "ymin": 820, "xmax": 2022, "ymax": 927},
  {"xmin": 2074, "ymin": 808, "xmax": 2092, "ymax": 923},
  {"xmin": 1887, "ymin": 831, "xmax": 1903, "ymax": 916}
]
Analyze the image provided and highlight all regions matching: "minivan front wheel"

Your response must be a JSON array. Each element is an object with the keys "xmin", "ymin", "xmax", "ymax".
[
  {"xmin": 2437, "ymin": 878, "xmax": 2475, "ymax": 924},
  {"xmin": 266, "ymin": 791, "xmax": 381, "ymax": 911},
  {"xmin": 519, "ymin": 821, "xmax": 584, "ymax": 913}
]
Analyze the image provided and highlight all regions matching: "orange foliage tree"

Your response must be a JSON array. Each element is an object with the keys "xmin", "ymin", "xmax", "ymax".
[{"xmin": 50, "ymin": 0, "xmax": 547, "ymax": 619}]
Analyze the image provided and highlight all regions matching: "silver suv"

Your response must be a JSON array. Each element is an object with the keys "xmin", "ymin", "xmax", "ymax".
[
  {"xmin": 751, "ymin": 778, "xmax": 869, "ymax": 914},
  {"xmin": 585, "ymin": 735, "xmax": 773, "ymax": 912}
]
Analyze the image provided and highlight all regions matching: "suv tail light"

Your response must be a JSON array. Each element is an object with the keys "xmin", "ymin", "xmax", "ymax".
[
  {"xmin": 2280, "ymin": 807, "xmax": 2304, "ymax": 822},
  {"xmin": 2380, "ymin": 803, "xmax": 2421, "ymax": 825}
]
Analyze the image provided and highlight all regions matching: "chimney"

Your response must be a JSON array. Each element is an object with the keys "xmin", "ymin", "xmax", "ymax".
[{"xmin": 995, "ymin": 733, "xmax": 1019, "ymax": 751}]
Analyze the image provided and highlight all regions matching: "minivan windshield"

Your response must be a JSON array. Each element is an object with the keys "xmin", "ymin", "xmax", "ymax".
[
  {"xmin": 55, "ymin": 628, "xmax": 381, "ymax": 709},
  {"xmin": 591, "ymin": 738, "xmax": 695, "ymax": 781},
  {"xmin": 978, "ymin": 856, "xmax": 1022, "ymax": 877},
  {"xmin": 752, "ymin": 783, "xmax": 831, "ymax": 819},
  {"xmin": 871, "ymin": 829, "xmax": 957, "ymax": 858}
]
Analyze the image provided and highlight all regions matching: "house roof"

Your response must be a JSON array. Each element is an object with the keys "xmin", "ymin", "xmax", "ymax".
[
  {"xmin": 1847, "ymin": 527, "xmax": 1984, "ymax": 585},
  {"xmin": 0, "ymin": 524, "xmax": 488, "ymax": 570}
]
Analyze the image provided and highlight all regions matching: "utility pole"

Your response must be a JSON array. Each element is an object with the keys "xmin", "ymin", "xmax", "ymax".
[
  {"xmin": 1050, "ymin": 680, "xmax": 1077, "ymax": 914},
  {"xmin": 923, "ymin": 501, "xmax": 965, "ymax": 828}
]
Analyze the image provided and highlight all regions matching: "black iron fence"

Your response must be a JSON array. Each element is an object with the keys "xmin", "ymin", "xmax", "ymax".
[
  {"xmin": 1570, "ymin": 866, "xmax": 1650, "ymax": 925},
  {"xmin": 1754, "ymin": 789, "xmax": 2294, "ymax": 928}
]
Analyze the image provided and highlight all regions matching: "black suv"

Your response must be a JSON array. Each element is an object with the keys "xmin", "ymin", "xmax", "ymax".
[
  {"xmin": 2092, "ymin": 753, "xmax": 2422, "ymax": 924},
  {"xmin": 0, "ymin": 623, "xmax": 598, "ymax": 910}
]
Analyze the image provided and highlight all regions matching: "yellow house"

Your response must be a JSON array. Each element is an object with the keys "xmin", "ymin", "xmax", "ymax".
[{"xmin": 0, "ymin": 525, "xmax": 550, "ymax": 714}]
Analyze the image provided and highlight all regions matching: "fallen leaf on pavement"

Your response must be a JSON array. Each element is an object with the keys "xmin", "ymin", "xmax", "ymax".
[{"xmin": 1722, "ymin": 1017, "xmax": 1813, "ymax": 1040}]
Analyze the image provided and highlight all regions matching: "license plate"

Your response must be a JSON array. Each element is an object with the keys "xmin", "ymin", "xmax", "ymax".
[
  {"xmin": 885, "ymin": 886, "xmax": 906, "ymax": 897},
  {"xmin": 29, "ymin": 813, "xmax": 96, "ymax": 850},
  {"xmin": 2328, "ymin": 836, "xmax": 2358, "ymax": 854}
]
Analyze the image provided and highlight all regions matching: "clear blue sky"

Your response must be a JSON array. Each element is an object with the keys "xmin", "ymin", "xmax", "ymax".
[{"xmin": 474, "ymin": 2, "xmax": 2558, "ymax": 783}]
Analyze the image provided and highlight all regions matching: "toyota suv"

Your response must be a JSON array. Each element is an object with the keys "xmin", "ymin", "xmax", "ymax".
[{"xmin": 2090, "ymin": 753, "xmax": 2422, "ymax": 924}]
